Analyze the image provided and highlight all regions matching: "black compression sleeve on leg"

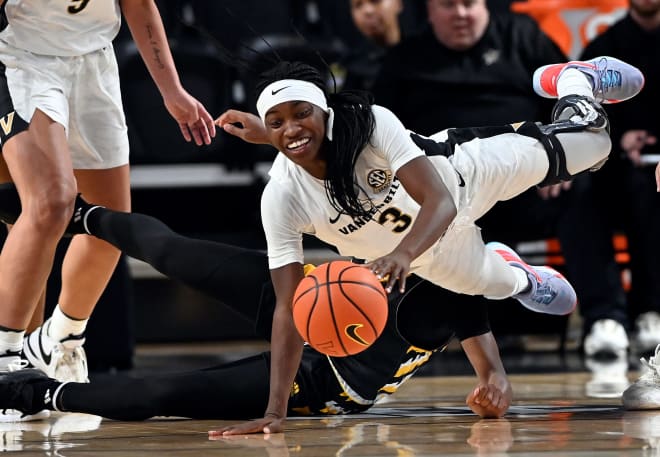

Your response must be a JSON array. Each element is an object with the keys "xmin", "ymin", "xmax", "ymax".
[
  {"xmin": 87, "ymin": 209, "xmax": 272, "ymax": 327},
  {"xmin": 59, "ymin": 354, "xmax": 271, "ymax": 420}
]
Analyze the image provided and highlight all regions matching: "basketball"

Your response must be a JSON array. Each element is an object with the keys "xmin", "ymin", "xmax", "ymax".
[{"xmin": 292, "ymin": 260, "xmax": 388, "ymax": 357}]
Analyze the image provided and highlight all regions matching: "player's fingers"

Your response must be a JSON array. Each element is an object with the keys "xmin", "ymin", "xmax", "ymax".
[
  {"xmin": 179, "ymin": 123, "xmax": 192, "ymax": 143},
  {"xmin": 478, "ymin": 390, "xmax": 493, "ymax": 408},
  {"xmin": 199, "ymin": 108, "xmax": 216, "ymax": 139},
  {"xmin": 185, "ymin": 114, "xmax": 211, "ymax": 146},
  {"xmin": 385, "ymin": 266, "xmax": 398, "ymax": 293},
  {"xmin": 193, "ymin": 119, "xmax": 212, "ymax": 145},
  {"xmin": 215, "ymin": 109, "xmax": 242, "ymax": 126},
  {"xmin": 209, "ymin": 426, "xmax": 233, "ymax": 436},
  {"xmin": 368, "ymin": 262, "xmax": 384, "ymax": 279},
  {"xmin": 469, "ymin": 386, "xmax": 482, "ymax": 404}
]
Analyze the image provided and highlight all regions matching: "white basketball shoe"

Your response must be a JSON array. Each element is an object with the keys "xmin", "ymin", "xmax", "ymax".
[{"xmin": 23, "ymin": 319, "xmax": 89, "ymax": 384}]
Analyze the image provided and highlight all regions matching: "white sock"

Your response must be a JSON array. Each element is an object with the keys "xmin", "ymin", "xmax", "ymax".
[
  {"xmin": 0, "ymin": 328, "xmax": 24, "ymax": 369},
  {"xmin": 511, "ymin": 267, "xmax": 532, "ymax": 296},
  {"xmin": 557, "ymin": 68, "xmax": 594, "ymax": 100},
  {"xmin": 47, "ymin": 304, "xmax": 88, "ymax": 342}
]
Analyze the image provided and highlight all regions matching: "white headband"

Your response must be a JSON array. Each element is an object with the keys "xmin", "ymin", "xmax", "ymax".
[{"xmin": 256, "ymin": 79, "xmax": 334, "ymax": 141}]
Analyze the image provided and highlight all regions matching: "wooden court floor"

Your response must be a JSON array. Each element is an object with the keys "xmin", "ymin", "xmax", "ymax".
[{"xmin": 2, "ymin": 369, "xmax": 658, "ymax": 456}]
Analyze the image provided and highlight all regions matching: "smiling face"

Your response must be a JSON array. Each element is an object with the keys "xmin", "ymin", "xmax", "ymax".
[{"xmin": 264, "ymin": 101, "xmax": 328, "ymax": 177}]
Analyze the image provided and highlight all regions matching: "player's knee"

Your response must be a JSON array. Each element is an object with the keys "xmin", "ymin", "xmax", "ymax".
[{"xmin": 26, "ymin": 187, "xmax": 77, "ymax": 233}]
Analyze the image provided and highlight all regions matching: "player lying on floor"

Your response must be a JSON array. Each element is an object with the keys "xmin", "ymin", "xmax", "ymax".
[{"xmin": 0, "ymin": 189, "xmax": 511, "ymax": 424}]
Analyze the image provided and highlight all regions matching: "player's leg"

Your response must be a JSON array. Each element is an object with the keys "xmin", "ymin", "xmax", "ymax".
[
  {"xmin": 451, "ymin": 57, "xmax": 643, "ymax": 205},
  {"xmin": 0, "ymin": 156, "xmax": 48, "ymax": 335},
  {"xmin": 0, "ymin": 185, "xmax": 275, "ymax": 338},
  {"xmin": 81, "ymin": 206, "xmax": 273, "ymax": 335},
  {"xmin": 0, "ymin": 111, "xmax": 76, "ymax": 344},
  {"xmin": 415, "ymin": 223, "xmax": 576, "ymax": 316},
  {"xmin": 22, "ymin": 47, "xmax": 130, "ymax": 384},
  {"xmin": 0, "ymin": 107, "xmax": 76, "ymax": 421},
  {"xmin": 457, "ymin": 59, "xmax": 641, "ymax": 314},
  {"xmin": 22, "ymin": 177, "xmax": 128, "ymax": 385},
  {"xmin": 57, "ymin": 166, "xmax": 130, "ymax": 323},
  {"xmin": 0, "ymin": 354, "xmax": 272, "ymax": 421},
  {"xmin": 533, "ymin": 56, "xmax": 645, "ymax": 184}
]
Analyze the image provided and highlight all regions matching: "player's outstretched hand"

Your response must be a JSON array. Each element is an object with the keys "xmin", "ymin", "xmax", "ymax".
[
  {"xmin": 208, "ymin": 415, "xmax": 285, "ymax": 437},
  {"xmin": 367, "ymin": 250, "xmax": 412, "ymax": 293},
  {"xmin": 466, "ymin": 384, "xmax": 510, "ymax": 418},
  {"xmin": 163, "ymin": 89, "xmax": 216, "ymax": 146},
  {"xmin": 215, "ymin": 109, "xmax": 270, "ymax": 145}
]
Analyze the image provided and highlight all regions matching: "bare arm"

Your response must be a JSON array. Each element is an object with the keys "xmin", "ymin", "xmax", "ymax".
[
  {"xmin": 368, "ymin": 156, "xmax": 457, "ymax": 293},
  {"xmin": 215, "ymin": 109, "xmax": 271, "ymax": 145},
  {"xmin": 120, "ymin": 0, "xmax": 215, "ymax": 145},
  {"xmin": 461, "ymin": 332, "xmax": 512, "ymax": 418},
  {"xmin": 209, "ymin": 262, "xmax": 305, "ymax": 436}
]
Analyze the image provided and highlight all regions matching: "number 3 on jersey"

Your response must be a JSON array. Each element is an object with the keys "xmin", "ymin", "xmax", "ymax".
[{"xmin": 378, "ymin": 207, "xmax": 412, "ymax": 233}]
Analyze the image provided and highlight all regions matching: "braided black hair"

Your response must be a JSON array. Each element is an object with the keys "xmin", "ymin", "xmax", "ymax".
[{"xmin": 256, "ymin": 61, "xmax": 376, "ymax": 219}]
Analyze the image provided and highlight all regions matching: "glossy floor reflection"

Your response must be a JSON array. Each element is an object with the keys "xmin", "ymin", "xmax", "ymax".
[{"xmin": 3, "ymin": 371, "xmax": 660, "ymax": 456}]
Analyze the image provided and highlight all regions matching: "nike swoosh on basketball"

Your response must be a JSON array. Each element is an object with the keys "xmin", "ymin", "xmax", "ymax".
[
  {"xmin": 345, "ymin": 324, "xmax": 369, "ymax": 346},
  {"xmin": 271, "ymin": 86, "xmax": 290, "ymax": 95}
]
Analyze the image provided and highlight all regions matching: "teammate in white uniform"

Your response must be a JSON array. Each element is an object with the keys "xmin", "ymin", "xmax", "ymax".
[
  {"xmin": 213, "ymin": 57, "xmax": 644, "ymax": 435},
  {"xmin": 0, "ymin": 0, "xmax": 216, "ymax": 420}
]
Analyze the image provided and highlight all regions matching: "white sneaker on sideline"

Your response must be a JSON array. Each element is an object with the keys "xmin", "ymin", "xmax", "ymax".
[
  {"xmin": 23, "ymin": 320, "xmax": 89, "ymax": 383},
  {"xmin": 584, "ymin": 319, "xmax": 629, "ymax": 358},
  {"xmin": 585, "ymin": 356, "xmax": 630, "ymax": 398},
  {"xmin": 636, "ymin": 312, "xmax": 660, "ymax": 354},
  {"xmin": 622, "ymin": 344, "xmax": 660, "ymax": 410}
]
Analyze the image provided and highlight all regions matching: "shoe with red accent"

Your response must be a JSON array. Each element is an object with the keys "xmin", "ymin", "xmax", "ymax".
[
  {"xmin": 533, "ymin": 56, "xmax": 644, "ymax": 104},
  {"xmin": 487, "ymin": 242, "xmax": 577, "ymax": 315}
]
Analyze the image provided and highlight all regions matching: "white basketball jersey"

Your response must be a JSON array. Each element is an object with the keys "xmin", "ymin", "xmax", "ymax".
[
  {"xmin": 260, "ymin": 105, "xmax": 460, "ymax": 270},
  {"xmin": 0, "ymin": 0, "xmax": 121, "ymax": 56}
]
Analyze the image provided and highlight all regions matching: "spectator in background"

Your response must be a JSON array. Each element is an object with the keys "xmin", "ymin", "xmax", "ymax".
[
  {"xmin": 341, "ymin": 0, "xmax": 420, "ymax": 91},
  {"xmin": 579, "ymin": 0, "xmax": 660, "ymax": 356},
  {"xmin": 372, "ymin": 0, "xmax": 631, "ymax": 357},
  {"xmin": 373, "ymin": 0, "xmax": 563, "ymax": 130}
]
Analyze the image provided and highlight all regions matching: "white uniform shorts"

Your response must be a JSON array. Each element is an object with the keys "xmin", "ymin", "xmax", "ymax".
[
  {"xmin": 411, "ymin": 124, "xmax": 550, "ymax": 299},
  {"xmin": 0, "ymin": 42, "xmax": 129, "ymax": 169}
]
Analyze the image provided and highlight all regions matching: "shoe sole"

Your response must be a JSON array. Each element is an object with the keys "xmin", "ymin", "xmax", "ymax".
[{"xmin": 0, "ymin": 409, "xmax": 50, "ymax": 423}]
